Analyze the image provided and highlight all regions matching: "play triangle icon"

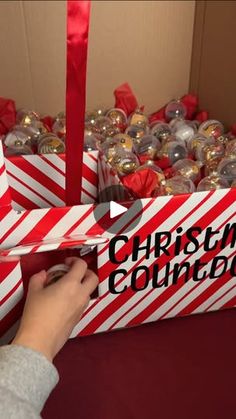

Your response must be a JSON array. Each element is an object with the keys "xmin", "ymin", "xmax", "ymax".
[{"xmin": 110, "ymin": 201, "xmax": 128, "ymax": 219}]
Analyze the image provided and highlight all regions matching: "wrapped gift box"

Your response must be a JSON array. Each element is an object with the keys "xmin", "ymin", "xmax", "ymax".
[
  {"xmin": 4, "ymin": 151, "xmax": 98, "ymax": 210},
  {"xmin": 0, "ymin": 0, "xmax": 235, "ymax": 343}
]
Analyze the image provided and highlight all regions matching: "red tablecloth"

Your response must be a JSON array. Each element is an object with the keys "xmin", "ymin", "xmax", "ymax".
[{"xmin": 43, "ymin": 309, "xmax": 236, "ymax": 419}]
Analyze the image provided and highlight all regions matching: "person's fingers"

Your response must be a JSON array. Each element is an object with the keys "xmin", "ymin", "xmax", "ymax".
[
  {"xmin": 64, "ymin": 258, "xmax": 88, "ymax": 283},
  {"xmin": 0, "ymin": 255, "xmax": 20, "ymax": 263},
  {"xmin": 65, "ymin": 257, "xmax": 79, "ymax": 267},
  {"xmin": 28, "ymin": 270, "xmax": 47, "ymax": 292},
  {"xmin": 81, "ymin": 269, "xmax": 99, "ymax": 295}
]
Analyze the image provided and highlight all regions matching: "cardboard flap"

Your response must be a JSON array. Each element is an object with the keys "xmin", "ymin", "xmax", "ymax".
[{"xmin": 0, "ymin": 234, "xmax": 108, "ymax": 257}]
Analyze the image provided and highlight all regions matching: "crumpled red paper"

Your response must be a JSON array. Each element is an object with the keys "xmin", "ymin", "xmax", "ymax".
[
  {"xmin": 195, "ymin": 110, "xmax": 209, "ymax": 123},
  {"xmin": 122, "ymin": 168, "xmax": 158, "ymax": 198},
  {"xmin": 230, "ymin": 124, "xmax": 236, "ymax": 136},
  {"xmin": 114, "ymin": 83, "xmax": 139, "ymax": 116},
  {"xmin": 41, "ymin": 116, "xmax": 54, "ymax": 132},
  {"xmin": 0, "ymin": 97, "xmax": 16, "ymax": 135}
]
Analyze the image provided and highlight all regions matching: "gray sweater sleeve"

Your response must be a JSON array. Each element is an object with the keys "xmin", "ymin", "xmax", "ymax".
[{"xmin": 0, "ymin": 345, "xmax": 59, "ymax": 418}]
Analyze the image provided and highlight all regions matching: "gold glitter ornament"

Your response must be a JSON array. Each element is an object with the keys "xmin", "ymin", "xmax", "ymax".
[
  {"xmin": 106, "ymin": 108, "xmax": 127, "ymax": 128},
  {"xmin": 129, "ymin": 109, "xmax": 148, "ymax": 128},
  {"xmin": 16, "ymin": 109, "xmax": 40, "ymax": 126},
  {"xmin": 38, "ymin": 134, "xmax": 65, "ymax": 154},
  {"xmin": 110, "ymin": 149, "xmax": 140, "ymax": 176}
]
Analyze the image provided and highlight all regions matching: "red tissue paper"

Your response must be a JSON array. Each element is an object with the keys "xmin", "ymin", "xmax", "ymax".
[
  {"xmin": 122, "ymin": 168, "xmax": 158, "ymax": 198},
  {"xmin": 0, "ymin": 97, "xmax": 16, "ymax": 135}
]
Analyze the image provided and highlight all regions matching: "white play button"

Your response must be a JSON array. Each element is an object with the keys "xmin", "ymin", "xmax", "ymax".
[{"xmin": 110, "ymin": 201, "xmax": 128, "ymax": 218}]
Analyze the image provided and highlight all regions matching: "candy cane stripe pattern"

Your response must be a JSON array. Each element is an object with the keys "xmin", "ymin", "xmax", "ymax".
[
  {"xmin": 5, "ymin": 151, "xmax": 98, "ymax": 210},
  {"xmin": 0, "ymin": 142, "xmax": 236, "ymax": 340}
]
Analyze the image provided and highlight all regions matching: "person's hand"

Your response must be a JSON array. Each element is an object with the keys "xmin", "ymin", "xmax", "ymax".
[{"xmin": 12, "ymin": 257, "xmax": 98, "ymax": 362}]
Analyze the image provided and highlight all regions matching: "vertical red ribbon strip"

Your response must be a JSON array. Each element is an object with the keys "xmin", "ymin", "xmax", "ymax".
[{"xmin": 66, "ymin": 0, "xmax": 91, "ymax": 205}]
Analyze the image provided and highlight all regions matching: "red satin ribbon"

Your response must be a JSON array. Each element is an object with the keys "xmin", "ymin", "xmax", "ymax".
[{"xmin": 66, "ymin": 0, "xmax": 90, "ymax": 205}]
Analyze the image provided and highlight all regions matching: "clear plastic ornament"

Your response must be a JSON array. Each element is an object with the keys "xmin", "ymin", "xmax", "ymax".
[
  {"xmin": 38, "ymin": 134, "xmax": 65, "ymax": 154},
  {"xmin": 157, "ymin": 141, "xmax": 188, "ymax": 164},
  {"xmin": 217, "ymin": 157, "xmax": 236, "ymax": 184},
  {"xmin": 113, "ymin": 133, "xmax": 133, "ymax": 151},
  {"xmin": 137, "ymin": 160, "xmax": 164, "ymax": 183},
  {"xmin": 225, "ymin": 139, "xmax": 236, "ymax": 157},
  {"xmin": 110, "ymin": 148, "xmax": 140, "ymax": 176},
  {"xmin": 129, "ymin": 109, "xmax": 148, "ymax": 128},
  {"xmin": 151, "ymin": 122, "xmax": 172, "ymax": 142},
  {"xmin": 149, "ymin": 119, "xmax": 164, "ymax": 129},
  {"xmin": 84, "ymin": 135, "xmax": 98, "ymax": 152},
  {"xmin": 100, "ymin": 138, "xmax": 123, "ymax": 162},
  {"xmin": 156, "ymin": 175, "xmax": 195, "ymax": 196},
  {"xmin": 84, "ymin": 122, "xmax": 95, "ymax": 137},
  {"xmin": 134, "ymin": 135, "xmax": 161, "ymax": 160},
  {"xmin": 172, "ymin": 158, "xmax": 203, "ymax": 182},
  {"xmin": 4, "ymin": 140, "xmax": 33, "ymax": 156},
  {"xmin": 104, "ymin": 125, "xmax": 121, "ymax": 138},
  {"xmin": 125, "ymin": 125, "xmax": 148, "ymax": 142},
  {"xmin": 4, "ymin": 128, "xmax": 32, "ymax": 147},
  {"xmin": 169, "ymin": 117, "xmax": 185, "ymax": 131},
  {"xmin": 106, "ymin": 108, "xmax": 127, "ymax": 128},
  {"xmin": 52, "ymin": 112, "xmax": 66, "ymax": 137},
  {"xmin": 198, "ymin": 119, "xmax": 224, "ymax": 139},
  {"xmin": 197, "ymin": 174, "xmax": 229, "ymax": 191},
  {"xmin": 174, "ymin": 121, "xmax": 197, "ymax": 144},
  {"xmin": 216, "ymin": 133, "xmax": 232, "ymax": 148},
  {"xmin": 165, "ymin": 100, "xmax": 187, "ymax": 122},
  {"xmin": 188, "ymin": 134, "xmax": 213, "ymax": 158},
  {"xmin": 26, "ymin": 120, "xmax": 48, "ymax": 142},
  {"xmin": 16, "ymin": 109, "xmax": 40, "ymax": 126},
  {"xmin": 85, "ymin": 109, "xmax": 104, "ymax": 125},
  {"xmin": 46, "ymin": 264, "xmax": 69, "ymax": 285},
  {"xmin": 93, "ymin": 116, "xmax": 113, "ymax": 136},
  {"xmin": 196, "ymin": 140, "xmax": 225, "ymax": 166}
]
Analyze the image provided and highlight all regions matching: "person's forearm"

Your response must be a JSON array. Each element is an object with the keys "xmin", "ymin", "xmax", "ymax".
[{"xmin": 0, "ymin": 345, "xmax": 59, "ymax": 419}]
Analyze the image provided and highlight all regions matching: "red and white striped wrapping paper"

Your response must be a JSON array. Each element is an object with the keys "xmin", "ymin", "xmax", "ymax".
[
  {"xmin": 4, "ymin": 151, "xmax": 98, "ymax": 211},
  {"xmin": 0, "ymin": 143, "xmax": 236, "ymax": 343}
]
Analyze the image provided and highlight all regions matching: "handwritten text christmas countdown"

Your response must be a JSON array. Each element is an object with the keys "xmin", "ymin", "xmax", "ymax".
[{"xmin": 108, "ymin": 223, "xmax": 236, "ymax": 294}]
